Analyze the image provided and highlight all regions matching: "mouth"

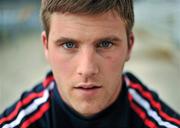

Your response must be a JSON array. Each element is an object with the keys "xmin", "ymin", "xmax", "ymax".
[
  {"xmin": 74, "ymin": 86, "xmax": 101, "ymax": 90},
  {"xmin": 74, "ymin": 84, "xmax": 102, "ymax": 95}
]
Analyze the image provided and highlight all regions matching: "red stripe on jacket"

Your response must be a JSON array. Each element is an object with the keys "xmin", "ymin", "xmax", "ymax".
[
  {"xmin": 0, "ymin": 91, "xmax": 44, "ymax": 125},
  {"xmin": 21, "ymin": 102, "xmax": 50, "ymax": 128},
  {"xmin": 43, "ymin": 76, "xmax": 54, "ymax": 88},
  {"xmin": 128, "ymin": 94, "xmax": 158, "ymax": 128},
  {"xmin": 129, "ymin": 81, "xmax": 180, "ymax": 125},
  {"xmin": 0, "ymin": 75, "xmax": 53, "ymax": 125}
]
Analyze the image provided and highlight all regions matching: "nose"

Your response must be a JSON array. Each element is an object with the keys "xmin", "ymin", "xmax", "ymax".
[{"xmin": 76, "ymin": 48, "xmax": 99, "ymax": 78}]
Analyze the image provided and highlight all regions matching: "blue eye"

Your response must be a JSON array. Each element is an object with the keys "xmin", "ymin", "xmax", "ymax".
[
  {"xmin": 97, "ymin": 41, "xmax": 113, "ymax": 48},
  {"xmin": 63, "ymin": 42, "xmax": 76, "ymax": 49}
]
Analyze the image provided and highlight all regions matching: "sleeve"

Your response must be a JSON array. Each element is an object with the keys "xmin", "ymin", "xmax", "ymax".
[
  {"xmin": 0, "ymin": 83, "xmax": 47, "ymax": 128},
  {"xmin": 0, "ymin": 91, "xmax": 30, "ymax": 128},
  {"xmin": 125, "ymin": 72, "xmax": 180, "ymax": 128}
]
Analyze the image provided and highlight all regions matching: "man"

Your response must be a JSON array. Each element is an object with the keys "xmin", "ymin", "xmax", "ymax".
[{"xmin": 0, "ymin": 0, "xmax": 179, "ymax": 128}]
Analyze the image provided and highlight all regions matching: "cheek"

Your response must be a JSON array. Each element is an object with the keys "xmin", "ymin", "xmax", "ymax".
[
  {"xmin": 50, "ymin": 53, "xmax": 75, "ymax": 95},
  {"xmin": 49, "ymin": 51, "xmax": 73, "ymax": 77},
  {"xmin": 104, "ymin": 54, "xmax": 126, "ymax": 72}
]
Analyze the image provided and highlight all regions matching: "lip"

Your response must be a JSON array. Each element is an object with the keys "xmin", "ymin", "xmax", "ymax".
[
  {"xmin": 75, "ymin": 83, "xmax": 102, "ymax": 89},
  {"xmin": 74, "ymin": 83, "xmax": 102, "ymax": 95}
]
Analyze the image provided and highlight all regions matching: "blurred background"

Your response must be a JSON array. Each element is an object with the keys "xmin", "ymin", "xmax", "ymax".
[{"xmin": 0, "ymin": 0, "xmax": 180, "ymax": 113}]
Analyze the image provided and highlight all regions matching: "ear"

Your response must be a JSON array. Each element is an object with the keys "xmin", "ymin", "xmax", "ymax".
[
  {"xmin": 126, "ymin": 32, "xmax": 134, "ymax": 61},
  {"xmin": 41, "ymin": 31, "xmax": 49, "ymax": 60}
]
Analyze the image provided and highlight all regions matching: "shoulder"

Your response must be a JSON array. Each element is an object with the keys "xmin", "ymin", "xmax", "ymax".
[
  {"xmin": 0, "ymin": 71, "xmax": 55, "ymax": 128},
  {"xmin": 124, "ymin": 72, "xmax": 180, "ymax": 128}
]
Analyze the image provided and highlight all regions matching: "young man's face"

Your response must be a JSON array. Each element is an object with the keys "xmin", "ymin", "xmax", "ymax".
[{"xmin": 42, "ymin": 11, "xmax": 134, "ymax": 117}]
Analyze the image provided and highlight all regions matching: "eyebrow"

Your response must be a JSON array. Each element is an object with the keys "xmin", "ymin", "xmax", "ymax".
[
  {"xmin": 54, "ymin": 36, "xmax": 122, "ymax": 44},
  {"xmin": 95, "ymin": 36, "xmax": 122, "ymax": 43},
  {"xmin": 54, "ymin": 37, "xmax": 78, "ymax": 44}
]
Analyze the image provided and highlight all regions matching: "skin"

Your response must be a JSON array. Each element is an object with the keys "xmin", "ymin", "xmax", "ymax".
[{"xmin": 42, "ymin": 11, "xmax": 134, "ymax": 117}]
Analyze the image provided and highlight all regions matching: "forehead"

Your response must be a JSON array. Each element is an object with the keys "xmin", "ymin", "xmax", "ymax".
[
  {"xmin": 48, "ymin": 11, "xmax": 127, "ymax": 40},
  {"xmin": 51, "ymin": 11, "xmax": 124, "ymax": 25}
]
